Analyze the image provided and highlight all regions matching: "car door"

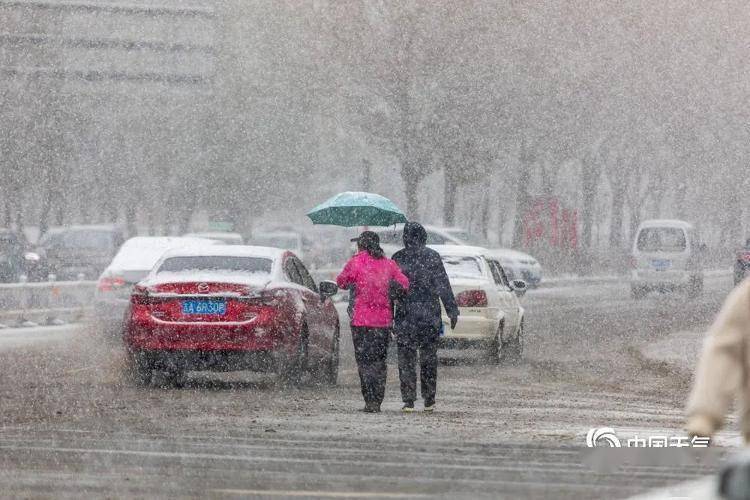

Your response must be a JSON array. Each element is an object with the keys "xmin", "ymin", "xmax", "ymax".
[
  {"xmin": 289, "ymin": 256, "xmax": 331, "ymax": 358},
  {"xmin": 282, "ymin": 255, "xmax": 307, "ymax": 331},
  {"xmin": 487, "ymin": 259, "xmax": 520, "ymax": 336}
]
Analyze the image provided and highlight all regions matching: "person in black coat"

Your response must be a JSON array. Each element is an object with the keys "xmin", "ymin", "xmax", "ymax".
[{"xmin": 392, "ymin": 222, "xmax": 459, "ymax": 412}]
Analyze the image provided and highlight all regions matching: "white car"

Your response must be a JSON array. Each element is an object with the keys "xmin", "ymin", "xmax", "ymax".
[
  {"xmin": 483, "ymin": 248, "xmax": 542, "ymax": 288},
  {"xmin": 430, "ymin": 245, "xmax": 527, "ymax": 363},
  {"xmin": 94, "ymin": 236, "xmax": 216, "ymax": 334},
  {"xmin": 630, "ymin": 219, "xmax": 704, "ymax": 298},
  {"xmin": 376, "ymin": 225, "xmax": 542, "ymax": 286},
  {"xmin": 183, "ymin": 232, "xmax": 244, "ymax": 245}
]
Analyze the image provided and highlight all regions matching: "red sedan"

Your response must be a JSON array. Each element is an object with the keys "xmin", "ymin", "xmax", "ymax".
[{"xmin": 123, "ymin": 245, "xmax": 340, "ymax": 387}]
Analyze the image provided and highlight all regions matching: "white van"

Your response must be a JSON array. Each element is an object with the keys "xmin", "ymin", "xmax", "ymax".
[{"xmin": 630, "ymin": 219, "xmax": 704, "ymax": 298}]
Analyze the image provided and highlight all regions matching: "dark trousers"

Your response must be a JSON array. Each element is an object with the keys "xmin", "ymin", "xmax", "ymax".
[
  {"xmin": 396, "ymin": 326, "xmax": 438, "ymax": 406},
  {"xmin": 351, "ymin": 327, "xmax": 390, "ymax": 405}
]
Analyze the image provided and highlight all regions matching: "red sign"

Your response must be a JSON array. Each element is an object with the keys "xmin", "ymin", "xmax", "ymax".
[{"xmin": 523, "ymin": 197, "xmax": 578, "ymax": 249}]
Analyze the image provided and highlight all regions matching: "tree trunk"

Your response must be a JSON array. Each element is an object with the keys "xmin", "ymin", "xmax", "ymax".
[
  {"xmin": 3, "ymin": 190, "xmax": 12, "ymax": 228},
  {"xmin": 628, "ymin": 201, "xmax": 641, "ymax": 244},
  {"xmin": 39, "ymin": 185, "xmax": 52, "ymax": 237},
  {"xmin": 512, "ymin": 140, "xmax": 533, "ymax": 248},
  {"xmin": 480, "ymin": 186, "xmax": 490, "ymax": 238},
  {"xmin": 497, "ymin": 185, "xmax": 508, "ymax": 246},
  {"xmin": 580, "ymin": 158, "xmax": 600, "ymax": 250},
  {"xmin": 609, "ymin": 171, "xmax": 626, "ymax": 249},
  {"xmin": 404, "ymin": 165, "xmax": 420, "ymax": 219},
  {"xmin": 443, "ymin": 165, "xmax": 457, "ymax": 226}
]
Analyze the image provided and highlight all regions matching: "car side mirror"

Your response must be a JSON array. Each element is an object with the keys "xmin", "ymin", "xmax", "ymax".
[
  {"xmin": 319, "ymin": 280, "xmax": 338, "ymax": 300},
  {"xmin": 511, "ymin": 279, "xmax": 527, "ymax": 298}
]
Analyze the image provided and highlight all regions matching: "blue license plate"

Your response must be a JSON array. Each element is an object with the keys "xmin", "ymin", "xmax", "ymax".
[
  {"xmin": 651, "ymin": 259, "xmax": 671, "ymax": 270},
  {"xmin": 182, "ymin": 300, "xmax": 226, "ymax": 315}
]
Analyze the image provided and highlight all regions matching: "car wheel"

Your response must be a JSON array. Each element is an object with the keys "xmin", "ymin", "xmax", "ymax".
[
  {"xmin": 505, "ymin": 322, "xmax": 524, "ymax": 364},
  {"xmin": 487, "ymin": 321, "xmax": 504, "ymax": 365},
  {"xmin": 277, "ymin": 323, "xmax": 309, "ymax": 387},
  {"xmin": 163, "ymin": 368, "xmax": 187, "ymax": 388},
  {"xmin": 126, "ymin": 351, "xmax": 152, "ymax": 387}
]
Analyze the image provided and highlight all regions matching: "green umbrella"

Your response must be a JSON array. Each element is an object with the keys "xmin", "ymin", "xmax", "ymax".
[{"xmin": 306, "ymin": 191, "xmax": 408, "ymax": 227}]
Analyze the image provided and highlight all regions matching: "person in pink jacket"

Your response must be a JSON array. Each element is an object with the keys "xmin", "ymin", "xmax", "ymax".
[{"xmin": 337, "ymin": 231, "xmax": 409, "ymax": 413}]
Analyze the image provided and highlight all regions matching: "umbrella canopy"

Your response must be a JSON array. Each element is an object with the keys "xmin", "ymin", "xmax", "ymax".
[{"xmin": 306, "ymin": 191, "xmax": 408, "ymax": 227}]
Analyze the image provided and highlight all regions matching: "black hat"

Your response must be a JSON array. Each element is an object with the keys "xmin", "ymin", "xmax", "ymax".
[
  {"xmin": 351, "ymin": 231, "xmax": 385, "ymax": 258},
  {"xmin": 351, "ymin": 231, "xmax": 380, "ymax": 245}
]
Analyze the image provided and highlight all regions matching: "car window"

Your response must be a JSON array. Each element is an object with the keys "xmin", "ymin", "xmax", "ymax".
[
  {"xmin": 283, "ymin": 258, "xmax": 303, "ymax": 285},
  {"xmin": 637, "ymin": 228, "xmax": 687, "ymax": 252},
  {"xmin": 157, "ymin": 256, "xmax": 273, "ymax": 275},
  {"xmin": 292, "ymin": 258, "xmax": 317, "ymax": 292},
  {"xmin": 442, "ymin": 255, "xmax": 483, "ymax": 278},
  {"xmin": 489, "ymin": 260, "xmax": 511, "ymax": 289}
]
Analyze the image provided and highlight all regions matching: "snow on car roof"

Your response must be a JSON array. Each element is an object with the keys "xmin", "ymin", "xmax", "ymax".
[
  {"xmin": 143, "ymin": 245, "xmax": 283, "ymax": 288},
  {"xmin": 184, "ymin": 232, "xmax": 243, "ymax": 241},
  {"xmin": 428, "ymin": 244, "xmax": 490, "ymax": 257},
  {"xmin": 107, "ymin": 236, "xmax": 217, "ymax": 271},
  {"xmin": 484, "ymin": 247, "xmax": 536, "ymax": 261},
  {"xmin": 159, "ymin": 244, "xmax": 287, "ymax": 260}
]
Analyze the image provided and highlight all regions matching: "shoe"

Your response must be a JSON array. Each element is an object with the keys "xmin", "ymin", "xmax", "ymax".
[
  {"xmin": 362, "ymin": 403, "xmax": 381, "ymax": 413},
  {"xmin": 423, "ymin": 403, "xmax": 435, "ymax": 413},
  {"xmin": 401, "ymin": 403, "xmax": 415, "ymax": 413}
]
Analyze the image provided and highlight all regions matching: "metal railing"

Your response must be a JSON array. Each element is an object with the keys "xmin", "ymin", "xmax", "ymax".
[{"xmin": 0, "ymin": 279, "xmax": 95, "ymax": 328}]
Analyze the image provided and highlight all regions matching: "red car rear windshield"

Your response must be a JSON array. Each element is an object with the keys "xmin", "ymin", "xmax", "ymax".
[{"xmin": 157, "ymin": 256, "xmax": 273, "ymax": 275}]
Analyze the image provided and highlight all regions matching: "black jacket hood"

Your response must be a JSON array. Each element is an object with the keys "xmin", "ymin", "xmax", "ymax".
[{"xmin": 403, "ymin": 222, "xmax": 427, "ymax": 248}]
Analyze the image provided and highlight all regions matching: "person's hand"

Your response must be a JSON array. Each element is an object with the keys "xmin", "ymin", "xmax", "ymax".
[{"xmin": 450, "ymin": 316, "xmax": 458, "ymax": 330}]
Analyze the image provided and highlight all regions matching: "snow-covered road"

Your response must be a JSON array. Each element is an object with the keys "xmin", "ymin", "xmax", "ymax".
[
  {"xmin": 0, "ymin": 324, "xmax": 78, "ymax": 351},
  {"xmin": 0, "ymin": 275, "xmax": 736, "ymax": 498}
]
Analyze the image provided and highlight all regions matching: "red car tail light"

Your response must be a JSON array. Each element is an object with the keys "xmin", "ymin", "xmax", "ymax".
[
  {"xmin": 98, "ymin": 276, "xmax": 126, "ymax": 292},
  {"xmin": 130, "ymin": 284, "xmax": 152, "ymax": 305},
  {"xmin": 456, "ymin": 290, "xmax": 488, "ymax": 307}
]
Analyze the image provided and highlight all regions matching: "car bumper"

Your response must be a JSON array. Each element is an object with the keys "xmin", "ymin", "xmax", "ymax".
[
  {"xmin": 131, "ymin": 348, "xmax": 277, "ymax": 373},
  {"xmin": 631, "ymin": 270, "xmax": 695, "ymax": 287},
  {"xmin": 124, "ymin": 321, "xmax": 283, "ymax": 352},
  {"xmin": 438, "ymin": 314, "xmax": 496, "ymax": 346}
]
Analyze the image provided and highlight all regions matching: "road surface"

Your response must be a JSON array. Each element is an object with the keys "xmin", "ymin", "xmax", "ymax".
[{"xmin": 0, "ymin": 275, "xmax": 736, "ymax": 499}]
